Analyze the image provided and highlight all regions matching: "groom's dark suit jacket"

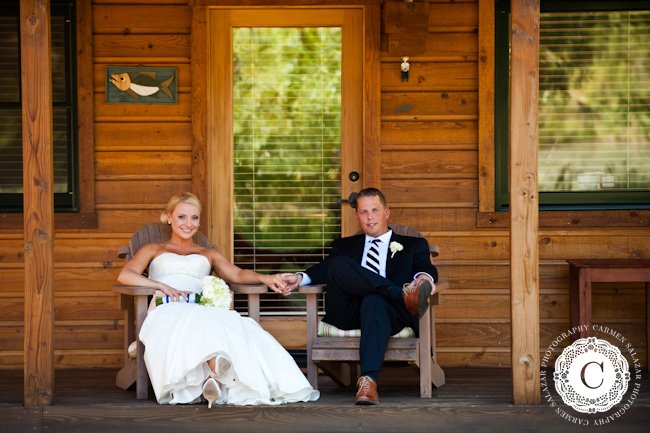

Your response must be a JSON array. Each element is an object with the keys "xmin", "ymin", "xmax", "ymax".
[
  {"xmin": 306, "ymin": 232, "xmax": 438, "ymax": 286},
  {"xmin": 304, "ymin": 231, "xmax": 438, "ymax": 331}
]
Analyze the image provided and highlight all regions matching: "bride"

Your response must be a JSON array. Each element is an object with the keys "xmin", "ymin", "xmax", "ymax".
[{"xmin": 117, "ymin": 192, "xmax": 319, "ymax": 406}]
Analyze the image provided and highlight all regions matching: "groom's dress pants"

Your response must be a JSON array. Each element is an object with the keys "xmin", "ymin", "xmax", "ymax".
[{"xmin": 321, "ymin": 256, "xmax": 415, "ymax": 377}]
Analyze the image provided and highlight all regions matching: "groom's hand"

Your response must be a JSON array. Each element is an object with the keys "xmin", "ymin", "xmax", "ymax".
[
  {"xmin": 414, "ymin": 274, "xmax": 436, "ymax": 295},
  {"xmin": 265, "ymin": 274, "xmax": 289, "ymax": 295},
  {"xmin": 281, "ymin": 273, "xmax": 303, "ymax": 293}
]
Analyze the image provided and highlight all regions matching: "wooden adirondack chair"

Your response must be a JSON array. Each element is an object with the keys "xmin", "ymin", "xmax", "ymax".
[
  {"xmin": 299, "ymin": 224, "xmax": 449, "ymax": 398},
  {"xmin": 112, "ymin": 222, "xmax": 269, "ymax": 399}
]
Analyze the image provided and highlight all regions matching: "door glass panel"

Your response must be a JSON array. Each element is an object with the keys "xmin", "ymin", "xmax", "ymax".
[{"xmin": 232, "ymin": 27, "xmax": 342, "ymax": 314}]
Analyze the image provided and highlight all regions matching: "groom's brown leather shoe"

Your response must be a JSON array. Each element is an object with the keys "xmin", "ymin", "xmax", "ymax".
[
  {"xmin": 355, "ymin": 376, "xmax": 379, "ymax": 405},
  {"xmin": 403, "ymin": 279, "xmax": 432, "ymax": 319}
]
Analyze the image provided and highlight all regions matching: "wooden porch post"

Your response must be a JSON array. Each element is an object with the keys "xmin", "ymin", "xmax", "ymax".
[
  {"xmin": 509, "ymin": 0, "xmax": 540, "ymax": 404},
  {"xmin": 363, "ymin": 3, "xmax": 381, "ymax": 189},
  {"xmin": 21, "ymin": 0, "xmax": 55, "ymax": 406}
]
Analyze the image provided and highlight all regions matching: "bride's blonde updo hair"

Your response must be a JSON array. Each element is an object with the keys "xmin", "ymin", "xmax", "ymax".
[{"xmin": 160, "ymin": 192, "xmax": 202, "ymax": 224}]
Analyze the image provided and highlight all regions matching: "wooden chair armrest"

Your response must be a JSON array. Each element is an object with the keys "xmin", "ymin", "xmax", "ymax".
[
  {"xmin": 434, "ymin": 280, "xmax": 449, "ymax": 294},
  {"xmin": 229, "ymin": 283, "xmax": 269, "ymax": 294},
  {"xmin": 112, "ymin": 284, "xmax": 156, "ymax": 296},
  {"xmin": 428, "ymin": 280, "xmax": 448, "ymax": 306},
  {"xmin": 299, "ymin": 284, "xmax": 327, "ymax": 294},
  {"xmin": 117, "ymin": 246, "xmax": 131, "ymax": 259},
  {"xmin": 298, "ymin": 281, "xmax": 444, "ymax": 295},
  {"xmin": 298, "ymin": 281, "xmax": 443, "ymax": 297},
  {"xmin": 429, "ymin": 244, "xmax": 440, "ymax": 258}
]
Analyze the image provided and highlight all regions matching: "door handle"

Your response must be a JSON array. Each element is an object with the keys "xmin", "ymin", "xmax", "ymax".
[{"xmin": 337, "ymin": 192, "xmax": 358, "ymax": 208}]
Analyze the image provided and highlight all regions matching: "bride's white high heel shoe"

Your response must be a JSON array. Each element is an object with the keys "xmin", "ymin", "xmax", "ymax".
[
  {"xmin": 202, "ymin": 376, "xmax": 221, "ymax": 409},
  {"xmin": 213, "ymin": 355, "xmax": 232, "ymax": 378},
  {"xmin": 203, "ymin": 355, "xmax": 232, "ymax": 408}
]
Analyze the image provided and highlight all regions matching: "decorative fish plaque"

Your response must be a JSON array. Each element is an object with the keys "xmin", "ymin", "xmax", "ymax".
[{"xmin": 106, "ymin": 66, "xmax": 177, "ymax": 104}]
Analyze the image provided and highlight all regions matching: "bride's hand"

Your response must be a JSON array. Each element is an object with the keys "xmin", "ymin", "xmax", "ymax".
[
  {"xmin": 159, "ymin": 285, "xmax": 193, "ymax": 302},
  {"xmin": 263, "ymin": 274, "xmax": 290, "ymax": 296}
]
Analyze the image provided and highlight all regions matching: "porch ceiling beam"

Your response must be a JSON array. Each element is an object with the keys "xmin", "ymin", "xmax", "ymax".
[
  {"xmin": 21, "ymin": 0, "xmax": 55, "ymax": 406},
  {"xmin": 509, "ymin": 0, "xmax": 540, "ymax": 404}
]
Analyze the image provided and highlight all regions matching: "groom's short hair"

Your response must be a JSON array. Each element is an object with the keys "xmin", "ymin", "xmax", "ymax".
[{"xmin": 354, "ymin": 188, "xmax": 387, "ymax": 208}]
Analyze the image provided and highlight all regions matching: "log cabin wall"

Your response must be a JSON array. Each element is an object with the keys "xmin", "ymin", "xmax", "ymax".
[
  {"xmin": 0, "ymin": 0, "xmax": 647, "ymax": 370},
  {"xmin": 0, "ymin": 0, "xmax": 192, "ymax": 370},
  {"xmin": 381, "ymin": 0, "xmax": 648, "ymax": 368}
]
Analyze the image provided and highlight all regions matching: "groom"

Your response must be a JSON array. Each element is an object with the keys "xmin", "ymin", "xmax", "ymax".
[{"xmin": 283, "ymin": 188, "xmax": 437, "ymax": 405}]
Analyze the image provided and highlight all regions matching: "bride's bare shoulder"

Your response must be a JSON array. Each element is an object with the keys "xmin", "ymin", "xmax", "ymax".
[
  {"xmin": 197, "ymin": 245, "xmax": 220, "ymax": 258},
  {"xmin": 138, "ymin": 242, "xmax": 167, "ymax": 258}
]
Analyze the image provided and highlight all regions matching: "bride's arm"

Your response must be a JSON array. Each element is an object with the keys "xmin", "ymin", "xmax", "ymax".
[
  {"xmin": 117, "ymin": 243, "xmax": 194, "ymax": 302},
  {"xmin": 207, "ymin": 249, "xmax": 288, "ymax": 295}
]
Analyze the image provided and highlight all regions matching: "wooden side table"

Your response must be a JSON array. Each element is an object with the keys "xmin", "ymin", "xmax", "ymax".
[{"xmin": 567, "ymin": 259, "xmax": 650, "ymax": 370}]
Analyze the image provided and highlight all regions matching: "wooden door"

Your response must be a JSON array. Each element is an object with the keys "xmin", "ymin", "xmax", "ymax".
[{"xmin": 209, "ymin": 8, "xmax": 363, "ymax": 264}]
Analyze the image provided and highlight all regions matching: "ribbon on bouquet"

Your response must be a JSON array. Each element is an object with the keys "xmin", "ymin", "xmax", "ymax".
[{"xmin": 155, "ymin": 293, "xmax": 202, "ymax": 306}]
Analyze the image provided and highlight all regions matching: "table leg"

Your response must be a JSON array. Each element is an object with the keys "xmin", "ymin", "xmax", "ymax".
[
  {"xmin": 570, "ymin": 265, "xmax": 579, "ymax": 340},
  {"xmin": 570, "ymin": 267, "xmax": 592, "ymax": 342},
  {"xmin": 582, "ymin": 268, "xmax": 592, "ymax": 338},
  {"xmin": 646, "ymin": 283, "xmax": 649, "ymax": 372}
]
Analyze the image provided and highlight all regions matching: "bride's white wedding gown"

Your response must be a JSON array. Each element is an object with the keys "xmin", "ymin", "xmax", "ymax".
[{"xmin": 138, "ymin": 252, "xmax": 319, "ymax": 405}]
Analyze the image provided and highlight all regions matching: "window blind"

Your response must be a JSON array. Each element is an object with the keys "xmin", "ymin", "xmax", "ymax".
[
  {"xmin": 0, "ymin": 5, "xmax": 75, "ymax": 205},
  {"xmin": 232, "ymin": 27, "xmax": 342, "ymax": 314},
  {"xmin": 0, "ymin": 13, "xmax": 22, "ymax": 194},
  {"xmin": 539, "ymin": 10, "xmax": 650, "ymax": 193}
]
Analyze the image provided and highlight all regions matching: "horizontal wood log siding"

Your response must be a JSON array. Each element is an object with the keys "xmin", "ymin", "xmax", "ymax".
[
  {"xmin": 0, "ymin": 0, "xmax": 647, "ymax": 370},
  {"xmin": 0, "ymin": 0, "xmax": 195, "ymax": 370},
  {"xmin": 379, "ymin": 0, "xmax": 648, "ymax": 371}
]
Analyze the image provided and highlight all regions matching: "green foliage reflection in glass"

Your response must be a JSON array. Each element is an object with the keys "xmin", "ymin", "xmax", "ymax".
[
  {"xmin": 232, "ymin": 27, "xmax": 342, "ymax": 272},
  {"xmin": 539, "ymin": 10, "xmax": 650, "ymax": 192}
]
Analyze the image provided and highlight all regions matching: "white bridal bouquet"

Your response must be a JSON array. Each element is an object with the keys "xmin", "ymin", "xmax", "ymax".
[{"xmin": 199, "ymin": 275, "xmax": 232, "ymax": 309}]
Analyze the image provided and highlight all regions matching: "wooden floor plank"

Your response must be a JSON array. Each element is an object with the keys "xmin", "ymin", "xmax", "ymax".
[
  {"xmin": 33, "ymin": 404, "xmax": 650, "ymax": 433},
  {"xmin": 0, "ymin": 407, "xmax": 41, "ymax": 433},
  {"xmin": 0, "ymin": 368, "xmax": 648, "ymax": 433}
]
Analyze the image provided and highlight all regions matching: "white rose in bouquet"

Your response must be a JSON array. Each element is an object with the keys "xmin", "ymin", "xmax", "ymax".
[{"xmin": 199, "ymin": 275, "xmax": 232, "ymax": 309}]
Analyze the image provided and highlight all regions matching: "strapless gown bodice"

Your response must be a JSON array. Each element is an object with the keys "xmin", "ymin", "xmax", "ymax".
[
  {"xmin": 148, "ymin": 253, "xmax": 211, "ymax": 294},
  {"xmin": 138, "ymin": 252, "xmax": 318, "ymax": 406}
]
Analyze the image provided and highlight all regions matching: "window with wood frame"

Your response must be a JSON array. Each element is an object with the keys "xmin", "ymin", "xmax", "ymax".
[
  {"xmin": 0, "ymin": 0, "xmax": 78, "ymax": 212},
  {"xmin": 495, "ymin": 0, "xmax": 650, "ymax": 210}
]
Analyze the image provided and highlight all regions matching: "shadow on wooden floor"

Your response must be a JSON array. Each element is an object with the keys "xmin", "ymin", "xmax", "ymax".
[{"xmin": 1, "ymin": 367, "xmax": 649, "ymax": 433}]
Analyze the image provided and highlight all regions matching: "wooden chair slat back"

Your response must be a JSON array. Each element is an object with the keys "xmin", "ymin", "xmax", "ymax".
[
  {"xmin": 388, "ymin": 223, "xmax": 424, "ymax": 239},
  {"xmin": 128, "ymin": 222, "xmax": 213, "ymax": 258},
  {"xmin": 356, "ymin": 224, "xmax": 423, "ymax": 238},
  {"xmin": 360, "ymin": 224, "xmax": 439, "ymax": 258}
]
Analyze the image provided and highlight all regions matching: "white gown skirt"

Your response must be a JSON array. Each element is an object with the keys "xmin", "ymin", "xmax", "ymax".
[{"xmin": 139, "ymin": 302, "xmax": 319, "ymax": 405}]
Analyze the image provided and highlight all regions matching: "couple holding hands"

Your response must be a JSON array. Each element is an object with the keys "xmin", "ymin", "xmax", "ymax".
[{"xmin": 117, "ymin": 188, "xmax": 438, "ymax": 407}]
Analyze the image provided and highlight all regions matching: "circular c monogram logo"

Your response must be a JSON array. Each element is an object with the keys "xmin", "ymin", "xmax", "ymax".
[{"xmin": 554, "ymin": 337, "xmax": 631, "ymax": 413}]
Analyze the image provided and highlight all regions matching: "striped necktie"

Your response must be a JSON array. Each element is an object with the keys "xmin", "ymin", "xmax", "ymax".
[{"xmin": 365, "ymin": 239, "xmax": 381, "ymax": 274}]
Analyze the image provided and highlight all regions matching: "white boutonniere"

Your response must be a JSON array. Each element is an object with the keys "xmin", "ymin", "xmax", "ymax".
[
  {"xmin": 389, "ymin": 241, "xmax": 403, "ymax": 258},
  {"xmin": 199, "ymin": 275, "xmax": 232, "ymax": 309}
]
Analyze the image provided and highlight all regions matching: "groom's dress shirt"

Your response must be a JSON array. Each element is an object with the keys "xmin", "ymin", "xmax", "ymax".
[{"xmin": 297, "ymin": 230, "xmax": 433, "ymax": 286}]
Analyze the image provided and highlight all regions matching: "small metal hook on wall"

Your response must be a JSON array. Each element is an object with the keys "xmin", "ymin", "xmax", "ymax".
[{"xmin": 401, "ymin": 56, "xmax": 410, "ymax": 82}]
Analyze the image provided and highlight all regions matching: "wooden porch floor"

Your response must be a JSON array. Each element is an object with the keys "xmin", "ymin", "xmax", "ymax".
[{"xmin": 1, "ymin": 367, "xmax": 649, "ymax": 433}]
